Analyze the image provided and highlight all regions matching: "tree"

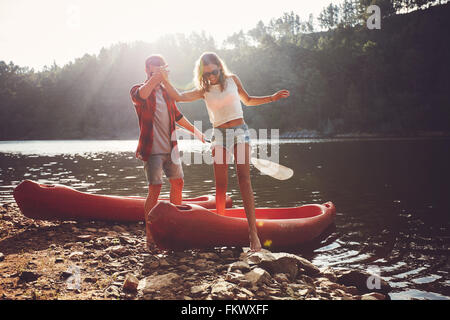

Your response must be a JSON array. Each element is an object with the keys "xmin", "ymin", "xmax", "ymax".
[{"xmin": 318, "ymin": 3, "xmax": 340, "ymax": 30}]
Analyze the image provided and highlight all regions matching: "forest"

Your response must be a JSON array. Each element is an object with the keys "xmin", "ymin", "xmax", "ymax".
[{"xmin": 0, "ymin": 0, "xmax": 449, "ymax": 140}]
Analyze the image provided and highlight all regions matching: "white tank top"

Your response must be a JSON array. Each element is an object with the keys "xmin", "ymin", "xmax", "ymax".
[{"xmin": 204, "ymin": 77, "xmax": 243, "ymax": 127}]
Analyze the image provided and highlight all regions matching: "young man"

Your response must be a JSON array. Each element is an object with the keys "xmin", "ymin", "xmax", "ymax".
[{"xmin": 130, "ymin": 54, "xmax": 204, "ymax": 251}]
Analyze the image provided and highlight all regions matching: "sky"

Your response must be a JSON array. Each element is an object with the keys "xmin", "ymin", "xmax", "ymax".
[{"xmin": 0, "ymin": 0, "xmax": 343, "ymax": 71}]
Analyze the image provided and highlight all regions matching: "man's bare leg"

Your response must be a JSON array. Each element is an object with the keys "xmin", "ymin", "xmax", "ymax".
[
  {"xmin": 144, "ymin": 184, "xmax": 162, "ymax": 250},
  {"xmin": 169, "ymin": 178, "xmax": 183, "ymax": 205}
]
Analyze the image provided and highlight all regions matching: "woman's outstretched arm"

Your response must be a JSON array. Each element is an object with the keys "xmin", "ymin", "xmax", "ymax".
[
  {"xmin": 231, "ymin": 74, "xmax": 290, "ymax": 106},
  {"xmin": 161, "ymin": 69, "xmax": 204, "ymax": 103}
]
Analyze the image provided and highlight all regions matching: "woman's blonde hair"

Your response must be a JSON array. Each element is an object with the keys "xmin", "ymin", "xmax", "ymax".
[{"xmin": 194, "ymin": 52, "xmax": 231, "ymax": 92}]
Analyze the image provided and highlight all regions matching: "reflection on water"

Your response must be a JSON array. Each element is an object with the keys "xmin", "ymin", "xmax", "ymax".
[{"xmin": 0, "ymin": 138, "xmax": 449, "ymax": 300}]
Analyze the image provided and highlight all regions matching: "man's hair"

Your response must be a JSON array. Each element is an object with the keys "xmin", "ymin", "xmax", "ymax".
[{"xmin": 145, "ymin": 54, "xmax": 166, "ymax": 68}]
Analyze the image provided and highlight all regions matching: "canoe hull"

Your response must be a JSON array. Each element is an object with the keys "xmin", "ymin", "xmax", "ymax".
[
  {"xmin": 13, "ymin": 180, "xmax": 232, "ymax": 222},
  {"xmin": 149, "ymin": 201, "xmax": 336, "ymax": 250}
]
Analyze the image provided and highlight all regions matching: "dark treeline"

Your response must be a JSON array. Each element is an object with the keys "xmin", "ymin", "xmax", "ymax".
[{"xmin": 0, "ymin": 0, "xmax": 449, "ymax": 140}]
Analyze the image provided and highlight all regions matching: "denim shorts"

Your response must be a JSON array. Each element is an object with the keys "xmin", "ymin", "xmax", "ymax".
[
  {"xmin": 211, "ymin": 123, "xmax": 251, "ymax": 154},
  {"xmin": 143, "ymin": 153, "xmax": 184, "ymax": 185}
]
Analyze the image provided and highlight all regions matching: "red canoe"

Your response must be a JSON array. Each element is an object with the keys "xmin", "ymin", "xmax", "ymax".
[
  {"xmin": 148, "ymin": 201, "xmax": 336, "ymax": 250},
  {"xmin": 13, "ymin": 180, "xmax": 232, "ymax": 222}
]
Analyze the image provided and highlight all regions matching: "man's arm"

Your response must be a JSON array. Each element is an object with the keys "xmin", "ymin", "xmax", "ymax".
[
  {"xmin": 176, "ymin": 116, "xmax": 205, "ymax": 143},
  {"xmin": 138, "ymin": 72, "xmax": 164, "ymax": 100}
]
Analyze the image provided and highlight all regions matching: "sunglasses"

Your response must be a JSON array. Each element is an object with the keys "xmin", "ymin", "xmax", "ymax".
[{"xmin": 203, "ymin": 69, "xmax": 220, "ymax": 78}]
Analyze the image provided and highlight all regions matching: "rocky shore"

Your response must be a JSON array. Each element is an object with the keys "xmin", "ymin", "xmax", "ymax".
[{"xmin": 0, "ymin": 202, "xmax": 391, "ymax": 300}]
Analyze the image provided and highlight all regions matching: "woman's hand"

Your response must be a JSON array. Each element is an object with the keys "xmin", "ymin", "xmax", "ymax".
[
  {"xmin": 159, "ymin": 65, "xmax": 170, "ymax": 82},
  {"xmin": 271, "ymin": 89, "xmax": 290, "ymax": 102}
]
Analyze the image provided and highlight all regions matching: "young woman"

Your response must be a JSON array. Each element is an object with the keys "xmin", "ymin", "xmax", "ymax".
[{"xmin": 161, "ymin": 52, "xmax": 289, "ymax": 251}]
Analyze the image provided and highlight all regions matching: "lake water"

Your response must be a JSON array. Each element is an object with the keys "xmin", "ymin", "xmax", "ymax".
[{"xmin": 0, "ymin": 138, "xmax": 449, "ymax": 300}]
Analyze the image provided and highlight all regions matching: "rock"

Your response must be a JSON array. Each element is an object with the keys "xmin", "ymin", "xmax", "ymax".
[
  {"xmin": 112, "ymin": 225, "xmax": 127, "ymax": 233},
  {"xmin": 119, "ymin": 235, "xmax": 135, "ymax": 245},
  {"xmin": 178, "ymin": 265, "xmax": 190, "ymax": 272},
  {"xmin": 106, "ymin": 286, "xmax": 120, "ymax": 298},
  {"xmin": 102, "ymin": 254, "xmax": 113, "ymax": 262},
  {"xmin": 55, "ymin": 258, "xmax": 64, "ymax": 264},
  {"xmin": 320, "ymin": 267, "xmax": 337, "ymax": 282},
  {"xmin": 109, "ymin": 262, "xmax": 122, "ymax": 268},
  {"xmin": 361, "ymin": 292, "xmax": 387, "ymax": 300},
  {"xmin": 210, "ymin": 280, "xmax": 236, "ymax": 299},
  {"xmin": 240, "ymin": 250, "xmax": 319, "ymax": 280},
  {"xmin": 60, "ymin": 269, "xmax": 73, "ymax": 280},
  {"xmin": 297, "ymin": 274, "xmax": 315, "ymax": 287},
  {"xmin": 316, "ymin": 278, "xmax": 344, "ymax": 291},
  {"xmin": 219, "ymin": 249, "xmax": 235, "ymax": 260},
  {"xmin": 178, "ymin": 257, "xmax": 191, "ymax": 264},
  {"xmin": 105, "ymin": 245, "xmax": 129, "ymax": 257},
  {"xmin": 343, "ymin": 286, "xmax": 359, "ymax": 295},
  {"xmin": 68, "ymin": 251, "xmax": 84, "ymax": 261},
  {"xmin": 336, "ymin": 270, "xmax": 392, "ymax": 294},
  {"xmin": 143, "ymin": 255, "xmax": 160, "ymax": 269},
  {"xmin": 158, "ymin": 258, "xmax": 170, "ymax": 267},
  {"xmin": 84, "ymin": 276, "xmax": 98, "ymax": 283},
  {"xmin": 190, "ymin": 283, "xmax": 211, "ymax": 296},
  {"xmin": 227, "ymin": 261, "xmax": 251, "ymax": 273},
  {"xmin": 19, "ymin": 270, "xmax": 40, "ymax": 283},
  {"xmin": 271, "ymin": 253, "xmax": 320, "ymax": 276},
  {"xmin": 225, "ymin": 272, "xmax": 245, "ymax": 284},
  {"xmin": 244, "ymin": 267, "xmax": 272, "ymax": 287},
  {"xmin": 197, "ymin": 252, "xmax": 220, "ymax": 260},
  {"xmin": 273, "ymin": 273, "xmax": 290, "ymax": 284},
  {"xmin": 287, "ymin": 283, "xmax": 314, "ymax": 296},
  {"xmin": 123, "ymin": 274, "xmax": 139, "ymax": 293},
  {"xmin": 88, "ymin": 261, "xmax": 99, "ymax": 267},
  {"xmin": 194, "ymin": 258, "xmax": 208, "ymax": 269},
  {"xmin": 77, "ymin": 235, "xmax": 94, "ymax": 242},
  {"xmin": 142, "ymin": 273, "xmax": 180, "ymax": 293}
]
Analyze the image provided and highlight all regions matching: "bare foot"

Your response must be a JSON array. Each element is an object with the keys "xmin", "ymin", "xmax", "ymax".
[
  {"xmin": 249, "ymin": 232, "xmax": 262, "ymax": 252},
  {"xmin": 145, "ymin": 219, "xmax": 155, "ymax": 251}
]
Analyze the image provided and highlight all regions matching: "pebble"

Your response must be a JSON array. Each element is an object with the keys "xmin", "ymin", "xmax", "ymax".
[
  {"xmin": 123, "ymin": 274, "xmax": 139, "ymax": 293},
  {"xmin": 18, "ymin": 270, "xmax": 40, "ymax": 283}
]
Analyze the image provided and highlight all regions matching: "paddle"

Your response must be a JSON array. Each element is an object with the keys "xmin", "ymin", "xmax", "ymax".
[{"xmin": 203, "ymin": 139, "xmax": 294, "ymax": 180}]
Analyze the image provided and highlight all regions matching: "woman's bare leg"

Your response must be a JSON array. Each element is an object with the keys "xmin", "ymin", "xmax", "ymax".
[
  {"xmin": 212, "ymin": 146, "xmax": 229, "ymax": 215},
  {"xmin": 234, "ymin": 142, "xmax": 261, "ymax": 252}
]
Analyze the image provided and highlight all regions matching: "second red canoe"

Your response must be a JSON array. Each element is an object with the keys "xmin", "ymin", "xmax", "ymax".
[{"xmin": 13, "ymin": 179, "xmax": 232, "ymax": 222}]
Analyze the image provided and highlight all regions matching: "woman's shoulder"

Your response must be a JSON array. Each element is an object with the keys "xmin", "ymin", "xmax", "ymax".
[{"xmin": 227, "ymin": 74, "xmax": 243, "ymax": 89}]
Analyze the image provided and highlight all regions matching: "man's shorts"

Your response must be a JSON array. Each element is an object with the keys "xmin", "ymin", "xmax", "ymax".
[{"xmin": 143, "ymin": 153, "xmax": 184, "ymax": 185}]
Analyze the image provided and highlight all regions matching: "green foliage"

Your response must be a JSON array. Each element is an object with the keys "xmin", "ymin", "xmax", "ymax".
[{"xmin": 0, "ymin": 2, "xmax": 449, "ymax": 140}]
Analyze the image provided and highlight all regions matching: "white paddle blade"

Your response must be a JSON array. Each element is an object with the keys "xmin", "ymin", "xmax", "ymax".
[{"xmin": 251, "ymin": 157, "xmax": 294, "ymax": 180}]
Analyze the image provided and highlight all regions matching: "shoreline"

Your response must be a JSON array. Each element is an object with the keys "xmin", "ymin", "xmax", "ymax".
[
  {"xmin": 1, "ymin": 131, "xmax": 450, "ymax": 143},
  {"xmin": 280, "ymin": 130, "xmax": 450, "ymax": 139},
  {"xmin": 0, "ymin": 202, "xmax": 391, "ymax": 300}
]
